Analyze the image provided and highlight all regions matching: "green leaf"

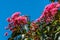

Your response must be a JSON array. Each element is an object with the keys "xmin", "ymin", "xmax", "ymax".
[
  {"xmin": 55, "ymin": 26, "xmax": 60, "ymax": 33},
  {"xmin": 36, "ymin": 29, "xmax": 41, "ymax": 36},
  {"xmin": 52, "ymin": 20, "xmax": 58, "ymax": 25},
  {"xmin": 44, "ymin": 30, "xmax": 47, "ymax": 33}
]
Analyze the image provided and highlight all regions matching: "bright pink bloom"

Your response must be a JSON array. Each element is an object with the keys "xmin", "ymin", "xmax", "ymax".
[
  {"xmin": 45, "ymin": 2, "xmax": 56, "ymax": 12},
  {"xmin": 4, "ymin": 32, "xmax": 8, "ymax": 36},
  {"xmin": 9, "ymin": 16, "xmax": 28, "ymax": 26},
  {"xmin": 7, "ymin": 18, "xmax": 11, "ymax": 22},
  {"xmin": 38, "ymin": 3, "xmax": 56, "ymax": 20},
  {"xmin": 50, "ymin": 8, "xmax": 58, "ymax": 16},
  {"xmin": 13, "ymin": 20, "xmax": 18, "ymax": 26},
  {"xmin": 7, "ymin": 12, "xmax": 28, "ymax": 26},
  {"xmin": 56, "ymin": 3, "xmax": 60, "ymax": 8},
  {"xmin": 15, "ymin": 16, "xmax": 27, "ymax": 24},
  {"xmin": 11, "ymin": 12, "xmax": 21, "ymax": 20},
  {"xmin": 34, "ymin": 2, "xmax": 58, "ymax": 23}
]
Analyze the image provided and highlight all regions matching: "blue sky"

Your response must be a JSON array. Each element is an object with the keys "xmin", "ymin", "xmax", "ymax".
[{"xmin": 0, "ymin": 0, "xmax": 50, "ymax": 40}]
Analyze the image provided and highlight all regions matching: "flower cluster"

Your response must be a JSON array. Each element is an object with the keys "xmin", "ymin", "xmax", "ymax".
[
  {"xmin": 5, "ymin": 12, "xmax": 28, "ymax": 34},
  {"xmin": 5, "ymin": 2, "xmax": 60, "ymax": 40},
  {"xmin": 7, "ymin": 12, "xmax": 28, "ymax": 26},
  {"xmin": 34, "ymin": 2, "xmax": 60, "ymax": 23}
]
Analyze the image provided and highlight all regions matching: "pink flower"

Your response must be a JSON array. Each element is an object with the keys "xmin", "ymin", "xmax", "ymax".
[
  {"xmin": 13, "ymin": 20, "xmax": 18, "ymax": 26},
  {"xmin": 50, "ymin": 8, "xmax": 58, "ymax": 16},
  {"xmin": 7, "ymin": 12, "xmax": 28, "ymax": 26},
  {"xmin": 39, "ymin": 3, "xmax": 56, "ymax": 19},
  {"xmin": 9, "ymin": 16, "xmax": 27, "ymax": 26},
  {"xmin": 7, "ymin": 18, "xmax": 11, "ymax": 22},
  {"xmin": 15, "ymin": 16, "xmax": 27, "ymax": 24},
  {"xmin": 45, "ymin": 2, "xmax": 56, "ymax": 12},
  {"xmin": 11, "ymin": 12, "xmax": 21, "ymax": 20},
  {"xmin": 4, "ymin": 32, "xmax": 8, "ymax": 36},
  {"xmin": 56, "ymin": 3, "xmax": 60, "ymax": 8},
  {"xmin": 33, "ymin": 2, "xmax": 57, "ymax": 23}
]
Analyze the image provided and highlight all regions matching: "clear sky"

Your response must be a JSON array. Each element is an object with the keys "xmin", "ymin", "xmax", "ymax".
[{"xmin": 0, "ymin": 0, "xmax": 50, "ymax": 40}]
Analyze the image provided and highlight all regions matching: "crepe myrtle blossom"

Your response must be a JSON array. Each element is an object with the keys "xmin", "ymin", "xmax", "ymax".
[
  {"xmin": 33, "ymin": 3, "xmax": 56, "ymax": 23},
  {"xmin": 45, "ymin": 2, "xmax": 56, "ymax": 12},
  {"xmin": 5, "ymin": 12, "xmax": 28, "ymax": 34},
  {"xmin": 7, "ymin": 12, "xmax": 28, "ymax": 26},
  {"xmin": 11, "ymin": 12, "xmax": 20, "ymax": 20},
  {"xmin": 15, "ymin": 16, "xmax": 27, "ymax": 24},
  {"xmin": 7, "ymin": 12, "xmax": 21, "ymax": 23},
  {"xmin": 7, "ymin": 18, "xmax": 11, "ymax": 22},
  {"xmin": 30, "ymin": 2, "xmax": 58, "ymax": 23},
  {"xmin": 56, "ymin": 2, "xmax": 60, "ymax": 8},
  {"xmin": 50, "ymin": 8, "xmax": 58, "ymax": 16},
  {"xmin": 42, "ymin": 2, "xmax": 57, "ymax": 17},
  {"xmin": 12, "ymin": 16, "xmax": 27, "ymax": 26},
  {"xmin": 34, "ymin": 2, "xmax": 60, "ymax": 23}
]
